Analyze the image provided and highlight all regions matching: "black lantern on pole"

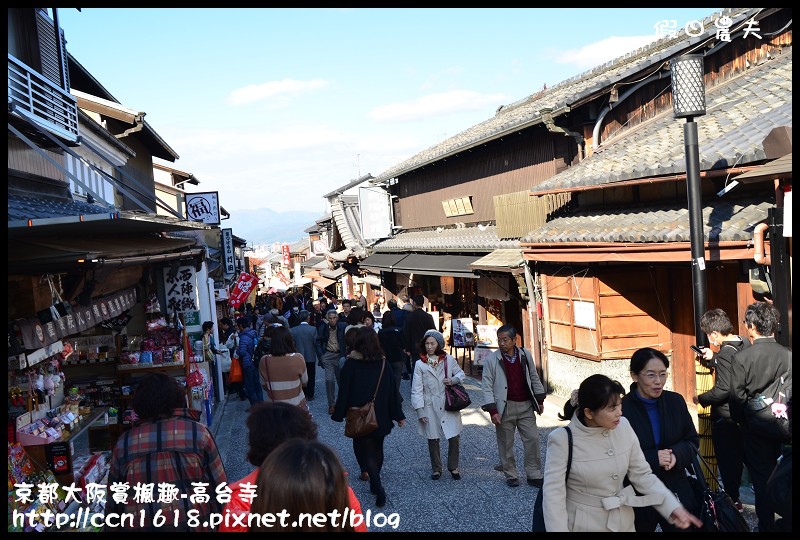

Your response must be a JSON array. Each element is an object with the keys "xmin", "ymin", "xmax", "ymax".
[{"xmin": 671, "ymin": 54, "xmax": 707, "ymax": 345}]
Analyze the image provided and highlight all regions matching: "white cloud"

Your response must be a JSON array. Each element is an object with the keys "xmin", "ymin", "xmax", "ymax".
[
  {"xmin": 369, "ymin": 90, "xmax": 508, "ymax": 123},
  {"xmin": 552, "ymin": 35, "xmax": 659, "ymax": 72},
  {"xmin": 227, "ymin": 78, "xmax": 330, "ymax": 105}
]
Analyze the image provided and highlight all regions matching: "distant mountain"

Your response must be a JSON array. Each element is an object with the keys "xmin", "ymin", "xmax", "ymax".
[{"xmin": 222, "ymin": 208, "xmax": 322, "ymax": 246}]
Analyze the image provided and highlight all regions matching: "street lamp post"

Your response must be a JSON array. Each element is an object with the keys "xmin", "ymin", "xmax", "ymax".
[{"xmin": 671, "ymin": 55, "xmax": 707, "ymax": 345}]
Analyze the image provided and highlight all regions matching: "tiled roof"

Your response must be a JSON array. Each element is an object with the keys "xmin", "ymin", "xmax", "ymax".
[
  {"xmin": 8, "ymin": 192, "xmax": 114, "ymax": 221},
  {"xmin": 322, "ymin": 174, "xmax": 373, "ymax": 199},
  {"xmin": 522, "ymin": 195, "xmax": 771, "ymax": 244},
  {"xmin": 331, "ymin": 195, "xmax": 368, "ymax": 258},
  {"xmin": 371, "ymin": 225, "xmax": 519, "ymax": 253},
  {"xmin": 373, "ymin": 7, "xmax": 758, "ymax": 183},
  {"xmin": 529, "ymin": 48, "xmax": 792, "ymax": 194}
]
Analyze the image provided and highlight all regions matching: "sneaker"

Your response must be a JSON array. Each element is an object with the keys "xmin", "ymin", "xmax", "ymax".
[
  {"xmin": 359, "ymin": 472, "xmax": 369, "ymax": 481},
  {"xmin": 494, "ymin": 464, "xmax": 503, "ymax": 472},
  {"xmin": 431, "ymin": 472, "xmax": 441, "ymax": 480},
  {"xmin": 449, "ymin": 469, "xmax": 461, "ymax": 480},
  {"xmin": 506, "ymin": 478, "xmax": 520, "ymax": 487}
]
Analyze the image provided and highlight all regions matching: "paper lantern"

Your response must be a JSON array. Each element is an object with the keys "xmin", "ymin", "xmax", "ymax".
[{"xmin": 440, "ymin": 276, "xmax": 455, "ymax": 295}]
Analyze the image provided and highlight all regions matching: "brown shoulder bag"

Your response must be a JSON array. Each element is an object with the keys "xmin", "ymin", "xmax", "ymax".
[{"xmin": 344, "ymin": 360, "xmax": 385, "ymax": 438}]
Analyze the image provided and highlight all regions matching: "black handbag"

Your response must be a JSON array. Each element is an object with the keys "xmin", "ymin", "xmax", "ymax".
[
  {"xmin": 532, "ymin": 426, "xmax": 572, "ymax": 532},
  {"xmin": 689, "ymin": 450, "xmax": 750, "ymax": 532},
  {"xmin": 443, "ymin": 357, "xmax": 471, "ymax": 411}
]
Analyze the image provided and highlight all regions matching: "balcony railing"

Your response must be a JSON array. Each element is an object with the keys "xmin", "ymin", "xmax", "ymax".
[{"xmin": 8, "ymin": 53, "xmax": 79, "ymax": 142}]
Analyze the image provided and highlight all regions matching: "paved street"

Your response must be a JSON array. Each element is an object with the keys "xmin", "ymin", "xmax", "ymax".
[{"xmin": 212, "ymin": 362, "xmax": 757, "ymax": 532}]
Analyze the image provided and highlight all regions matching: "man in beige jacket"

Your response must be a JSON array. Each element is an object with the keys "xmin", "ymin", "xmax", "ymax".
[{"xmin": 481, "ymin": 323, "xmax": 546, "ymax": 487}]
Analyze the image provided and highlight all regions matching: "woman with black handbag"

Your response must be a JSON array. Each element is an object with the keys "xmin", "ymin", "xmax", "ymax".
[
  {"xmin": 331, "ymin": 326, "xmax": 405, "ymax": 508},
  {"xmin": 410, "ymin": 330, "xmax": 466, "ymax": 481}
]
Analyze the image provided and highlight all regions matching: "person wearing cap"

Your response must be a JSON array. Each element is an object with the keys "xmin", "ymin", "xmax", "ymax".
[
  {"xmin": 411, "ymin": 329, "xmax": 466, "ymax": 481},
  {"xmin": 481, "ymin": 323, "xmax": 546, "ymax": 488}
]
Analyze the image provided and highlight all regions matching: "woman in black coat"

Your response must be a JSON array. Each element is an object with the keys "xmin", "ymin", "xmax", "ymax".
[
  {"xmin": 332, "ymin": 326, "xmax": 405, "ymax": 508},
  {"xmin": 621, "ymin": 347, "xmax": 701, "ymax": 533}
]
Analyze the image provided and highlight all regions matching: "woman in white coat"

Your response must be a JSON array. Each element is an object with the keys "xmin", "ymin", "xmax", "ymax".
[
  {"xmin": 410, "ymin": 329, "xmax": 465, "ymax": 480},
  {"xmin": 542, "ymin": 374, "xmax": 703, "ymax": 532}
]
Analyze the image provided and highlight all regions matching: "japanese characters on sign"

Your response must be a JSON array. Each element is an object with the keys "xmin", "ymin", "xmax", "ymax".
[
  {"xmin": 281, "ymin": 244, "xmax": 290, "ymax": 267},
  {"xmin": 163, "ymin": 265, "xmax": 199, "ymax": 314},
  {"xmin": 229, "ymin": 272, "xmax": 258, "ymax": 309},
  {"xmin": 185, "ymin": 192, "xmax": 221, "ymax": 225},
  {"xmin": 221, "ymin": 228, "xmax": 235, "ymax": 277}
]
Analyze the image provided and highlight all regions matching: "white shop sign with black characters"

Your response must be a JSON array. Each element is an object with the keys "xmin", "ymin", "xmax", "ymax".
[
  {"xmin": 163, "ymin": 265, "xmax": 200, "ymax": 314},
  {"xmin": 185, "ymin": 191, "xmax": 220, "ymax": 225},
  {"xmin": 221, "ymin": 228, "xmax": 235, "ymax": 277}
]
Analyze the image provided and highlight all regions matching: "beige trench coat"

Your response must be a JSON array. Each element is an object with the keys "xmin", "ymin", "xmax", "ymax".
[
  {"xmin": 543, "ymin": 415, "xmax": 683, "ymax": 532},
  {"xmin": 410, "ymin": 355, "xmax": 464, "ymax": 440}
]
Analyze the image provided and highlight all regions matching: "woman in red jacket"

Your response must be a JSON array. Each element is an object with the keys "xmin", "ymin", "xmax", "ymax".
[{"xmin": 219, "ymin": 402, "xmax": 367, "ymax": 532}]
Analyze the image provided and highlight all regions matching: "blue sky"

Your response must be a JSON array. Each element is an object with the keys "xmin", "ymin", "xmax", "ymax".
[{"xmin": 58, "ymin": 8, "xmax": 720, "ymax": 213}]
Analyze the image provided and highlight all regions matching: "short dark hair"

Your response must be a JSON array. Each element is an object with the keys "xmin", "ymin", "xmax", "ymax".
[
  {"xmin": 341, "ymin": 298, "xmax": 352, "ymax": 307},
  {"xmin": 381, "ymin": 310, "xmax": 395, "ymax": 327},
  {"xmin": 297, "ymin": 309, "xmax": 310, "ymax": 322},
  {"xmin": 236, "ymin": 316, "xmax": 251, "ymax": 328},
  {"xmin": 413, "ymin": 294, "xmax": 425, "ymax": 307},
  {"xmin": 387, "ymin": 299, "xmax": 398, "ymax": 309},
  {"xmin": 132, "ymin": 373, "xmax": 185, "ymax": 421},
  {"xmin": 202, "ymin": 321, "xmax": 214, "ymax": 332},
  {"xmin": 246, "ymin": 402, "xmax": 317, "ymax": 466},
  {"xmin": 497, "ymin": 324, "xmax": 517, "ymax": 341},
  {"xmin": 347, "ymin": 307, "xmax": 366, "ymax": 326},
  {"xmin": 700, "ymin": 308, "xmax": 734, "ymax": 336},
  {"xmin": 630, "ymin": 347, "xmax": 670, "ymax": 374},
  {"xmin": 744, "ymin": 301, "xmax": 780, "ymax": 336}
]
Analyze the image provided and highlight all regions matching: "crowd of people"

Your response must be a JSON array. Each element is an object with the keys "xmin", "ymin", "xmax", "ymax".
[{"xmin": 106, "ymin": 296, "xmax": 790, "ymax": 532}]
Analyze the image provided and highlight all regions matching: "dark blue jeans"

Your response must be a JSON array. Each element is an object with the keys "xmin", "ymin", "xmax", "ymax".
[{"xmin": 242, "ymin": 363, "xmax": 263, "ymax": 405}]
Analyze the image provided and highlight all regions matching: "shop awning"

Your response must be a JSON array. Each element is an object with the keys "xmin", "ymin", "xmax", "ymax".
[
  {"xmin": 321, "ymin": 267, "xmax": 348, "ymax": 279},
  {"xmin": 469, "ymin": 249, "xmax": 525, "ymax": 274},
  {"xmin": 354, "ymin": 274, "xmax": 382, "ymax": 287},
  {"xmin": 301, "ymin": 255, "xmax": 326, "ymax": 268},
  {"xmin": 359, "ymin": 253, "xmax": 409, "ymax": 273},
  {"xmin": 733, "ymin": 153, "xmax": 792, "ymax": 184},
  {"xmin": 312, "ymin": 276, "xmax": 336, "ymax": 289},
  {"xmin": 8, "ymin": 234, "xmax": 201, "ymax": 273},
  {"xmin": 392, "ymin": 254, "xmax": 480, "ymax": 279}
]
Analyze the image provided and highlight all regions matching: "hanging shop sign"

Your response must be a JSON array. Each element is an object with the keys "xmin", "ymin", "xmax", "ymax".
[
  {"xmin": 221, "ymin": 228, "xmax": 235, "ymax": 277},
  {"xmin": 13, "ymin": 288, "xmax": 137, "ymax": 350},
  {"xmin": 185, "ymin": 191, "xmax": 221, "ymax": 225},
  {"xmin": 281, "ymin": 244, "xmax": 290, "ymax": 267},
  {"xmin": 229, "ymin": 272, "xmax": 259, "ymax": 309},
  {"xmin": 163, "ymin": 264, "xmax": 199, "ymax": 314}
]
